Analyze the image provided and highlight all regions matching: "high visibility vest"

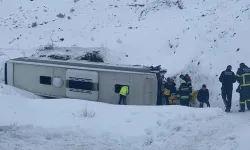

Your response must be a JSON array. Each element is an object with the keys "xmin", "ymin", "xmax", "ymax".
[
  {"xmin": 191, "ymin": 90, "xmax": 198, "ymax": 100},
  {"xmin": 163, "ymin": 89, "xmax": 170, "ymax": 96},
  {"xmin": 169, "ymin": 95, "xmax": 177, "ymax": 104},
  {"xmin": 119, "ymin": 86, "xmax": 129, "ymax": 96},
  {"xmin": 238, "ymin": 73, "xmax": 250, "ymax": 87}
]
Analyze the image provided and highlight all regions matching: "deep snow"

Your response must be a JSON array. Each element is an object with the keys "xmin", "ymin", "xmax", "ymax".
[
  {"xmin": 1, "ymin": 93, "xmax": 250, "ymax": 150},
  {"xmin": 1, "ymin": 0, "xmax": 250, "ymax": 149}
]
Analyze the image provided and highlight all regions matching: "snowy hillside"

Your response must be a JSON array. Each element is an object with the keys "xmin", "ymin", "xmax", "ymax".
[{"xmin": 1, "ymin": 0, "xmax": 250, "ymax": 149}]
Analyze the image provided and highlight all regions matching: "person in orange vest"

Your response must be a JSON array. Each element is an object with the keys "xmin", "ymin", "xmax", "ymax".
[{"xmin": 119, "ymin": 85, "xmax": 129, "ymax": 105}]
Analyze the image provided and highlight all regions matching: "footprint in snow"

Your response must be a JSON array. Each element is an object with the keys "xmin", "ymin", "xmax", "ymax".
[
  {"xmin": 225, "ymin": 136, "xmax": 236, "ymax": 141},
  {"xmin": 156, "ymin": 120, "xmax": 162, "ymax": 126},
  {"xmin": 144, "ymin": 128, "xmax": 152, "ymax": 135},
  {"xmin": 131, "ymin": 112, "xmax": 139, "ymax": 115},
  {"xmin": 125, "ymin": 118, "xmax": 132, "ymax": 123}
]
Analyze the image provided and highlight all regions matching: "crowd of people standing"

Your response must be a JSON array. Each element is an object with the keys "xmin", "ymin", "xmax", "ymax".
[
  {"xmin": 162, "ymin": 74, "xmax": 210, "ymax": 108},
  {"xmin": 219, "ymin": 63, "xmax": 250, "ymax": 112},
  {"xmin": 162, "ymin": 62, "xmax": 250, "ymax": 112}
]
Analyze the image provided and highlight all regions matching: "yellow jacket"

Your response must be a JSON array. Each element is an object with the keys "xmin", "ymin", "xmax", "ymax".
[
  {"xmin": 163, "ymin": 89, "xmax": 170, "ymax": 96},
  {"xmin": 191, "ymin": 90, "xmax": 198, "ymax": 100},
  {"xmin": 119, "ymin": 86, "xmax": 129, "ymax": 96}
]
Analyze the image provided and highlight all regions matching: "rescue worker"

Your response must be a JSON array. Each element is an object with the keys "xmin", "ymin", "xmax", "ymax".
[
  {"xmin": 185, "ymin": 74, "xmax": 192, "ymax": 91},
  {"xmin": 219, "ymin": 65, "xmax": 236, "ymax": 112},
  {"xmin": 178, "ymin": 78, "xmax": 192, "ymax": 106},
  {"xmin": 163, "ymin": 77, "xmax": 177, "ymax": 105},
  {"xmin": 236, "ymin": 63, "xmax": 250, "ymax": 112},
  {"xmin": 168, "ymin": 78, "xmax": 177, "ymax": 105},
  {"xmin": 197, "ymin": 84, "xmax": 210, "ymax": 108},
  {"xmin": 180, "ymin": 74, "xmax": 192, "ymax": 93},
  {"xmin": 119, "ymin": 85, "xmax": 129, "ymax": 105}
]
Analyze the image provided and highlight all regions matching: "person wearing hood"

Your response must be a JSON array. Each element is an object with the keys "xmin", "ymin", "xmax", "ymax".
[
  {"xmin": 236, "ymin": 63, "xmax": 250, "ymax": 112},
  {"xmin": 219, "ymin": 65, "xmax": 236, "ymax": 112},
  {"xmin": 178, "ymin": 78, "xmax": 192, "ymax": 106}
]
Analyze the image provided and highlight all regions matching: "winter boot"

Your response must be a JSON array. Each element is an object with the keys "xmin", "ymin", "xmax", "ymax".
[
  {"xmin": 225, "ymin": 107, "xmax": 230, "ymax": 112},
  {"xmin": 239, "ymin": 109, "xmax": 245, "ymax": 112}
]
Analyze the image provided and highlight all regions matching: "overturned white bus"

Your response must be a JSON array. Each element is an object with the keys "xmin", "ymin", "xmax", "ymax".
[{"xmin": 5, "ymin": 57, "xmax": 166, "ymax": 105}]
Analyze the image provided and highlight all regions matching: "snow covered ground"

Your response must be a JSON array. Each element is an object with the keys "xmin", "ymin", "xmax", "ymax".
[
  {"xmin": 0, "ymin": 0, "xmax": 250, "ymax": 149},
  {"xmin": 1, "ymin": 93, "xmax": 250, "ymax": 150}
]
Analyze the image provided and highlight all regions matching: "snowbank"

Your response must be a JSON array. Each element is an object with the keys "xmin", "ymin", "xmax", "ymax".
[{"xmin": 1, "ymin": 95, "xmax": 249, "ymax": 149}]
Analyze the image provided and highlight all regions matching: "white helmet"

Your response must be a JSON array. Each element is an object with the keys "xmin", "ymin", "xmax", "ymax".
[{"xmin": 180, "ymin": 79, "xmax": 186, "ymax": 84}]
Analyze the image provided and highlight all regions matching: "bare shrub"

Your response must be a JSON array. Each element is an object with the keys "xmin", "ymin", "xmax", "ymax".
[
  {"xmin": 31, "ymin": 22, "xmax": 37, "ymax": 28},
  {"xmin": 139, "ymin": 0, "xmax": 184, "ymax": 20},
  {"xmin": 144, "ymin": 136, "xmax": 154, "ymax": 146},
  {"xmin": 175, "ymin": 0, "xmax": 184, "ymax": 9},
  {"xmin": 72, "ymin": 108, "xmax": 96, "ymax": 118},
  {"xmin": 44, "ymin": 43, "xmax": 54, "ymax": 50},
  {"xmin": 70, "ymin": 8, "xmax": 75, "ymax": 13},
  {"xmin": 38, "ymin": 43, "xmax": 55, "ymax": 51},
  {"xmin": 75, "ymin": 51, "xmax": 104, "ymax": 62},
  {"xmin": 56, "ymin": 13, "xmax": 65, "ymax": 18},
  {"xmin": 116, "ymin": 38, "xmax": 123, "ymax": 44}
]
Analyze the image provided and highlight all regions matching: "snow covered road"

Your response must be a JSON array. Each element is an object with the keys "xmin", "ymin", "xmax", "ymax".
[{"xmin": 1, "ymin": 90, "xmax": 250, "ymax": 150}]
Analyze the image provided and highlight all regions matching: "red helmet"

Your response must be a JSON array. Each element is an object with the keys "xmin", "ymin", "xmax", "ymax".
[
  {"xmin": 167, "ymin": 77, "xmax": 174, "ymax": 83},
  {"xmin": 185, "ymin": 74, "xmax": 191, "ymax": 81}
]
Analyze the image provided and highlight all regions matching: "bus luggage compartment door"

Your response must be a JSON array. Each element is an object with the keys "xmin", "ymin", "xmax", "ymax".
[{"xmin": 66, "ymin": 69, "xmax": 99, "ymax": 101}]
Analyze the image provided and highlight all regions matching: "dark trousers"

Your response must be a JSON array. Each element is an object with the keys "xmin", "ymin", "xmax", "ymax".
[
  {"xmin": 199, "ymin": 100, "xmax": 210, "ymax": 108},
  {"xmin": 239, "ymin": 86, "xmax": 250, "ymax": 111},
  {"xmin": 164, "ymin": 95, "xmax": 170, "ymax": 105},
  {"xmin": 221, "ymin": 88, "xmax": 232, "ymax": 110},
  {"xmin": 119, "ymin": 95, "xmax": 126, "ymax": 105},
  {"xmin": 180, "ymin": 98, "xmax": 190, "ymax": 106}
]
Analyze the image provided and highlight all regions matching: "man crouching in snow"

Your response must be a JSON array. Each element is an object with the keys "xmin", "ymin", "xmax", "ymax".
[{"xmin": 197, "ymin": 84, "xmax": 210, "ymax": 108}]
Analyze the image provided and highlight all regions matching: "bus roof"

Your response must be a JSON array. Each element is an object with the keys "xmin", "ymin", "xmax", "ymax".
[{"xmin": 9, "ymin": 57, "xmax": 167, "ymax": 74}]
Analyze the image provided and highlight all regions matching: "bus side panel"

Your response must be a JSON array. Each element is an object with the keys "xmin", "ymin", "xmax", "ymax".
[
  {"xmin": 143, "ymin": 75, "xmax": 158, "ymax": 105},
  {"xmin": 13, "ymin": 63, "xmax": 67, "ymax": 97},
  {"xmin": 127, "ymin": 73, "xmax": 145, "ymax": 105},
  {"xmin": 99, "ymin": 71, "xmax": 149, "ymax": 105},
  {"xmin": 98, "ymin": 71, "xmax": 130, "ymax": 104},
  {"xmin": 6, "ymin": 62, "xmax": 14, "ymax": 86},
  {"xmin": 65, "ymin": 69, "xmax": 99, "ymax": 101}
]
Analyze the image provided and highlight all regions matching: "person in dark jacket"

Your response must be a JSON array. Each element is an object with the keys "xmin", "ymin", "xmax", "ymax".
[
  {"xmin": 219, "ymin": 65, "xmax": 236, "ymax": 112},
  {"xmin": 178, "ymin": 79, "xmax": 192, "ymax": 106},
  {"xmin": 197, "ymin": 84, "xmax": 210, "ymax": 108},
  {"xmin": 236, "ymin": 63, "xmax": 250, "ymax": 112},
  {"xmin": 163, "ymin": 77, "xmax": 177, "ymax": 105}
]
